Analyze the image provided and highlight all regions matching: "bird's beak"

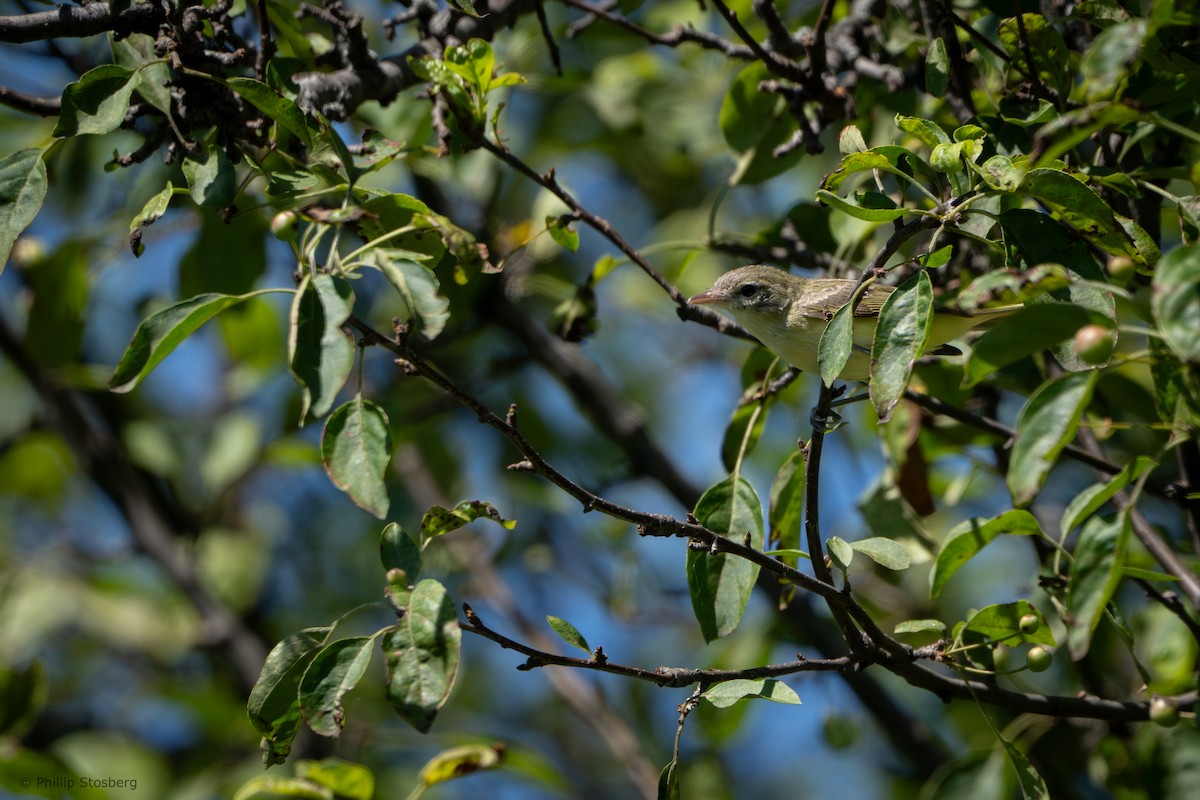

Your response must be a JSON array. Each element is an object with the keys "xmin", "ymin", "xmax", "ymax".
[{"xmin": 688, "ymin": 288, "xmax": 725, "ymax": 305}]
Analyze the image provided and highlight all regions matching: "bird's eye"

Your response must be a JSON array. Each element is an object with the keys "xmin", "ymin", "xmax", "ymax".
[{"xmin": 738, "ymin": 283, "xmax": 759, "ymax": 298}]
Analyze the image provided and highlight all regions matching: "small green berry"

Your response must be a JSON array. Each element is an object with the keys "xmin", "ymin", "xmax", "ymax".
[
  {"xmin": 1026, "ymin": 646, "xmax": 1053, "ymax": 673},
  {"xmin": 1149, "ymin": 696, "xmax": 1180, "ymax": 728},
  {"xmin": 1107, "ymin": 255, "xmax": 1136, "ymax": 285},
  {"xmin": 270, "ymin": 210, "xmax": 300, "ymax": 241}
]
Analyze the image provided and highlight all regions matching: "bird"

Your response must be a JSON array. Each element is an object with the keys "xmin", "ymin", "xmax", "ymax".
[{"xmin": 689, "ymin": 264, "xmax": 1020, "ymax": 382}]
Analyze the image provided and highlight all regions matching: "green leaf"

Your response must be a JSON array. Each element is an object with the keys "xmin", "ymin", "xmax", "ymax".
[
  {"xmin": 228, "ymin": 77, "xmax": 313, "ymax": 147},
  {"xmin": 1007, "ymin": 371, "xmax": 1099, "ymax": 507},
  {"xmin": 1060, "ymin": 457, "xmax": 1154, "ymax": 538},
  {"xmin": 110, "ymin": 289, "xmax": 287, "ymax": 393},
  {"xmin": 233, "ymin": 777, "xmax": 333, "ymax": 799},
  {"xmin": 721, "ymin": 400, "xmax": 768, "ymax": 473},
  {"xmin": 817, "ymin": 296, "xmax": 857, "ymax": 387},
  {"xmin": 815, "ymin": 189, "xmax": 910, "ymax": 222},
  {"xmin": 820, "ymin": 146, "xmax": 934, "ymax": 192},
  {"xmin": 998, "ymin": 14, "xmax": 1071, "ymax": 97},
  {"xmin": 299, "ymin": 637, "xmax": 376, "ymax": 737},
  {"xmin": 322, "ymin": 397, "xmax": 392, "ymax": 519},
  {"xmin": 925, "ymin": 37, "xmax": 950, "ymax": 96},
  {"xmin": 719, "ymin": 63, "xmax": 801, "ymax": 185},
  {"xmin": 445, "ymin": 39, "xmax": 496, "ymax": 94},
  {"xmin": 247, "ymin": 627, "xmax": 332, "ymax": 766},
  {"xmin": 370, "ymin": 250, "xmax": 450, "ymax": 340},
  {"xmin": 976, "ymin": 154, "xmax": 1024, "ymax": 191},
  {"xmin": 965, "ymin": 303, "xmax": 1102, "ymax": 386},
  {"xmin": 895, "ymin": 619, "xmax": 947, "ymax": 637},
  {"xmin": 128, "ymin": 183, "xmax": 174, "ymax": 249},
  {"xmin": 895, "ymin": 114, "xmax": 951, "ymax": 148},
  {"xmin": 999, "ymin": 735, "xmax": 1050, "ymax": 800},
  {"xmin": 954, "ymin": 264, "xmax": 1071, "ymax": 313},
  {"xmin": 288, "ymin": 274, "xmax": 354, "ymax": 421},
  {"xmin": 294, "ymin": 759, "xmax": 374, "ymax": 800},
  {"xmin": 182, "ymin": 145, "xmax": 236, "ymax": 209},
  {"xmin": 53, "ymin": 64, "xmax": 137, "ymax": 137},
  {"xmin": 420, "ymin": 500, "xmax": 515, "ymax": 545},
  {"xmin": 546, "ymin": 615, "xmax": 591, "ymax": 654},
  {"xmin": 701, "ymin": 678, "xmax": 801, "ymax": 709},
  {"xmin": 1021, "ymin": 169, "xmax": 1152, "ymax": 267},
  {"xmin": 417, "ymin": 745, "xmax": 504, "ymax": 788},
  {"xmin": 870, "ymin": 271, "xmax": 933, "ymax": 423},
  {"xmin": 1067, "ymin": 514, "xmax": 1129, "ymax": 659},
  {"xmin": 383, "ymin": 579, "xmax": 461, "ymax": 733},
  {"xmin": 380, "ymin": 523, "xmax": 421, "ymax": 583},
  {"xmin": 1153, "ymin": 245, "xmax": 1200, "ymax": 363},
  {"xmin": 849, "ymin": 537, "xmax": 911, "ymax": 570},
  {"xmin": 687, "ymin": 476, "xmax": 763, "ymax": 642},
  {"xmin": 768, "ymin": 449, "xmax": 805, "ymax": 556},
  {"xmin": 930, "ymin": 510, "xmax": 1042, "ymax": 599},
  {"xmin": 961, "ymin": 601, "xmax": 1055, "ymax": 647},
  {"xmin": 838, "ymin": 125, "xmax": 867, "ymax": 154},
  {"xmin": 0, "ymin": 148, "xmax": 48, "ymax": 273},
  {"xmin": 1080, "ymin": 20, "xmax": 1148, "ymax": 102},
  {"xmin": 925, "ymin": 244, "xmax": 953, "ymax": 268},
  {"xmin": 826, "ymin": 535, "xmax": 854, "ymax": 572},
  {"xmin": 0, "ymin": 661, "xmax": 47, "ymax": 740},
  {"xmin": 659, "ymin": 760, "xmax": 680, "ymax": 800},
  {"xmin": 545, "ymin": 215, "xmax": 580, "ymax": 252}
]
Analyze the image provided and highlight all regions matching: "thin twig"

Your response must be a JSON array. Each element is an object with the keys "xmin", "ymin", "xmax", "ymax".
[{"xmin": 463, "ymin": 603, "xmax": 852, "ymax": 687}]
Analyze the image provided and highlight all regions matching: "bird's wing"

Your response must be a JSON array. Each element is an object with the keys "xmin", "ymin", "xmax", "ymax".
[{"xmin": 791, "ymin": 279, "xmax": 896, "ymax": 319}]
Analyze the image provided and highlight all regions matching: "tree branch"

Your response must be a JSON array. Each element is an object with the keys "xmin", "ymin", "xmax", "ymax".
[{"xmin": 0, "ymin": 1, "xmax": 164, "ymax": 44}]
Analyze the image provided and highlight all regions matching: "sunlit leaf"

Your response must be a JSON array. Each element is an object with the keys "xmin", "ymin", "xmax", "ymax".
[
  {"xmin": 420, "ymin": 500, "xmax": 515, "ymax": 544},
  {"xmin": 827, "ymin": 535, "xmax": 854, "ymax": 572},
  {"xmin": 417, "ymin": 744, "xmax": 504, "ymax": 788},
  {"xmin": 871, "ymin": 271, "xmax": 933, "ymax": 422},
  {"xmin": 248, "ymin": 627, "xmax": 332, "ymax": 766},
  {"xmin": 895, "ymin": 619, "xmax": 947, "ymax": 637},
  {"xmin": 53, "ymin": 64, "xmax": 137, "ymax": 137},
  {"xmin": 701, "ymin": 678, "xmax": 801, "ymax": 708},
  {"xmin": 228, "ymin": 77, "xmax": 313, "ymax": 147},
  {"xmin": 1060, "ymin": 457, "xmax": 1155, "ymax": 538},
  {"xmin": 380, "ymin": 523, "xmax": 421, "ymax": 584},
  {"xmin": 1152, "ymin": 245, "xmax": 1200, "ymax": 364},
  {"xmin": 687, "ymin": 476, "xmax": 763, "ymax": 642},
  {"xmin": 849, "ymin": 537, "xmax": 911, "ymax": 570},
  {"xmin": 1067, "ymin": 514, "xmax": 1129, "ymax": 659},
  {"xmin": 816, "ymin": 189, "xmax": 909, "ymax": 221},
  {"xmin": 817, "ymin": 296, "xmax": 857, "ymax": 387},
  {"xmin": 288, "ymin": 274, "xmax": 354, "ymax": 421},
  {"xmin": 961, "ymin": 601, "xmax": 1055, "ymax": 646},
  {"xmin": 294, "ymin": 759, "xmax": 374, "ymax": 800},
  {"xmin": 768, "ymin": 449, "xmax": 805, "ymax": 555},
  {"xmin": 930, "ymin": 510, "xmax": 1042, "ymax": 599},
  {"xmin": 383, "ymin": 579, "xmax": 460, "ymax": 733},
  {"xmin": 299, "ymin": 637, "xmax": 376, "ymax": 737},
  {"xmin": 0, "ymin": 148, "xmax": 47, "ymax": 273},
  {"xmin": 322, "ymin": 397, "xmax": 392, "ymax": 519},
  {"xmin": 1007, "ymin": 371, "xmax": 1098, "ymax": 507},
  {"xmin": 110, "ymin": 289, "xmax": 289, "ymax": 393},
  {"xmin": 182, "ymin": 145, "xmax": 236, "ymax": 208},
  {"xmin": 545, "ymin": 215, "xmax": 580, "ymax": 252},
  {"xmin": 546, "ymin": 616, "xmax": 590, "ymax": 655}
]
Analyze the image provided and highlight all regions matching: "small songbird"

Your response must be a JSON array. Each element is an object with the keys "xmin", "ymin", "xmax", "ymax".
[{"xmin": 689, "ymin": 264, "xmax": 1020, "ymax": 382}]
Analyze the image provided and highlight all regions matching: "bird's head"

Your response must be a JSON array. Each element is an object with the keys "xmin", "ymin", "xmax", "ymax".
[{"xmin": 688, "ymin": 265, "xmax": 797, "ymax": 324}]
